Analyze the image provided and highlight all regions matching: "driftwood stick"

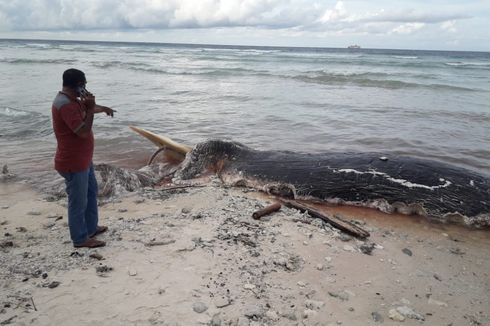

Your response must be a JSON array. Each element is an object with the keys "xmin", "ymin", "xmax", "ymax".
[
  {"xmin": 283, "ymin": 200, "xmax": 370, "ymax": 239},
  {"xmin": 30, "ymin": 297, "xmax": 37, "ymax": 312},
  {"xmin": 252, "ymin": 203, "xmax": 282, "ymax": 220},
  {"xmin": 160, "ymin": 185, "xmax": 206, "ymax": 191}
]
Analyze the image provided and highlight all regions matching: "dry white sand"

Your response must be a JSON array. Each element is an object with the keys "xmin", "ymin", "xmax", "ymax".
[{"xmin": 1, "ymin": 180, "xmax": 489, "ymax": 326}]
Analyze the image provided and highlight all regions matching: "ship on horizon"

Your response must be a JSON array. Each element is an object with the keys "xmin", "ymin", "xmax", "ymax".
[{"xmin": 347, "ymin": 44, "xmax": 361, "ymax": 49}]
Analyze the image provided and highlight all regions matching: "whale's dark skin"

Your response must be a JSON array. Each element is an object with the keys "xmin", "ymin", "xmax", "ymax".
[{"xmin": 178, "ymin": 140, "xmax": 490, "ymax": 226}]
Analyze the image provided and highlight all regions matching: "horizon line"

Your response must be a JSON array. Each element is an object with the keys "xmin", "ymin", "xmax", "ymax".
[{"xmin": 1, "ymin": 37, "xmax": 489, "ymax": 54}]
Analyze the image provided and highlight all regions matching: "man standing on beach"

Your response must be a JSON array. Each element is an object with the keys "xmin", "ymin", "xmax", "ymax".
[{"xmin": 51, "ymin": 68, "xmax": 115, "ymax": 248}]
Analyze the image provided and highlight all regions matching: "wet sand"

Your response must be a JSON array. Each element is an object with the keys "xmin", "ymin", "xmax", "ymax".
[{"xmin": 1, "ymin": 180, "xmax": 489, "ymax": 326}]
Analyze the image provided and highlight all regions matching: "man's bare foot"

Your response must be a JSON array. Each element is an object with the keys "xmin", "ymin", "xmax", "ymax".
[{"xmin": 74, "ymin": 238, "xmax": 106, "ymax": 248}]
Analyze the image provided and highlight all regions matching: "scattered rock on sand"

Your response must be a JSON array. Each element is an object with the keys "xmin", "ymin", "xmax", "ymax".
[
  {"xmin": 371, "ymin": 311, "xmax": 383, "ymax": 322},
  {"xmin": 192, "ymin": 302, "xmax": 208, "ymax": 313},
  {"xmin": 27, "ymin": 210, "xmax": 42, "ymax": 216},
  {"xmin": 305, "ymin": 299, "xmax": 325, "ymax": 310},
  {"xmin": 402, "ymin": 248, "xmax": 413, "ymax": 256},
  {"xmin": 388, "ymin": 308, "xmax": 405, "ymax": 321},
  {"xmin": 214, "ymin": 297, "xmax": 231, "ymax": 308},
  {"xmin": 244, "ymin": 304, "xmax": 264, "ymax": 319},
  {"xmin": 328, "ymin": 291, "xmax": 350, "ymax": 301},
  {"xmin": 360, "ymin": 242, "xmax": 376, "ymax": 255},
  {"xmin": 394, "ymin": 306, "xmax": 425, "ymax": 321}
]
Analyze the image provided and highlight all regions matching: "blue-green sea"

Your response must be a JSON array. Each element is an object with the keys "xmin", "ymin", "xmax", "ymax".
[{"xmin": 1, "ymin": 39, "xmax": 489, "ymax": 183}]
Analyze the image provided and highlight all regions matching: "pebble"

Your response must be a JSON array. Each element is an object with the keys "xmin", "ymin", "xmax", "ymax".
[
  {"xmin": 388, "ymin": 308, "xmax": 405, "ymax": 321},
  {"xmin": 214, "ymin": 297, "xmax": 231, "ymax": 308},
  {"xmin": 192, "ymin": 302, "xmax": 208, "ymax": 313},
  {"xmin": 1, "ymin": 206, "xmax": 9, "ymax": 209},
  {"xmin": 244, "ymin": 304, "xmax": 264, "ymax": 318},
  {"xmin": 360, "ymin": 243, "xmax": 376, "ymax": 255},
  {"xmin": 395, "ymin": 306, "xmax": 425, "ymax": 321},
  {"xmin": 47, "ymin": 281, "xmax": 60, "ymax": 289},
  {"xmin": 305, "ymin": 299, "xmax": 325, "ymax": 310},
  {"xmin": 428, "ymin": 298, "xmax": 448, "ymax": 307},
  {"xmin": 27, "ymin": 210, "xmax": 42, "ymax": 216},
  {"xmin": 402, "ymin": 248, "xmax": 413, "ymax": 256},
  {"xmin": 265, "ymin": 310, "xmax": 279, "ymax": 321},
  {"xmin": 328, "ymin": 291, "xmax": 349, "ymax": 301},
  {"xmin": 303, "ymin": 309, "xmax": 318, "ymax": 319},
  {"xmin": 371, "ymin": 311, "xmax": 384, "ymax": 322},
  {"xmin": 243, "ymin": 282, "xmax": 256, "ymax": 289},
  {"xmin": 210, "ymin": 314, "xmax": 221, "ymax": 326},
  {"xmin": 237, "ymin": 317, "xmax": 250, "ymax": 326},
  {"xmin": 297, "ymin": 281, "xmax": 307, "ymax": 287},
  {"xmin": 128, "ymin": 268, "xmax": 138, "ymax": 276},
  {"xmin": 316, "ymin": 264, "xmax": 324, "ymax": 271},
  {"xmin": 343, "ymin": 245, "xmax": 355, "ymax": 252},
  {"xmin": 118, "ymin": 208, "xmax": 128, "ymax": 213}
]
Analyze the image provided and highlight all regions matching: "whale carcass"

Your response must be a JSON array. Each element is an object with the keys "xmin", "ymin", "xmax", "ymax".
[{"xmin": 117, "ymin": 127, "xmax": 490, "ymax": 228}]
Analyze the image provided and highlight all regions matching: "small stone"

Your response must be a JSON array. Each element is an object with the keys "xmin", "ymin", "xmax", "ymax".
[
  {"xmin": 265, "ymin": 310, "xmax": 279, "ymax": 321},
  {"xmin": 128, "ymin": 268, "xmax": 138, "ymax": 276},
  {"xmin": 297, "ymin": 281, "xmax": 307, "ymax": 287},
  {"xmin": 433, "ymin": 273, "xmax": 442, "ymax": 281},
  {"xmin": 210, "ymin": 314, "xmax": 221, "ymax": 326},
  {"xmin": 16, "ymin": 227, "xmax": 27, "ymax": 233},
  {"xmin": 303, "ymin": 309, "xmax": 317, "ymax": 319},
  {"xmin": 305, "ymin": 300, "xmax": 325, "ymax": 310},
  {"xmin": 1, "ymin": 206, "xmax": 9, "ymax": 209},
  {"xmin": 47, "ymin": 281, "xmax": 60, "ymax": 289},
  {"xmin": 343, "ymin": 245, "xmax": 355, "ymax": 252},
  {"xmin": 396, "ymin": 306, "xmax": 424, "ymax": 321},
  {"xmin": 402, "ymin": 248, "xmax": 413, "ymax": 256},
  {"xmin": 134, "ymin": 198, "xmax": 145, "ymax": 204},
  {"xmin": 360, "ymin": 243, "xmax": 376, "ymax": 255},
  {"xmin": 428, "ymin": 298, "xmax": 448, "ymax": 307},
  {"xmin": 339, "ymin": 234, "xmax": 352, "ymax": 242},
  {"xmin": 244, "ymin": 304, "xmax": 264, "ymax": 318},
  {"xmin": 215, "ymin": 297, "xmax": 231, "ymax": 308},
  {"xmin": 325, "ymin": 257, "xmax": 332, "ymax": 263},
  {"xmin": 96, "ymin": 265, "xmax": 113, "ymax": 274},
  {"xmin": 303, "ymin": 241, "xmax": 309, "ymax": 246},
  {"xmin": 328, "ymin": 291, "xmax": 349, "ymax": 301},
  {"xmin": 379, "ymin": 156, "xmax": 388, "ymax": 161},
  {"xmin": 388, "ymin": 308, "xmax": 405, "ymax": 321},
  {"xmin": 181, "ymin": 207, "xmax": 191, "ymax": 214},
  {"xmin": 27, "ymin": 210, "xmax": 42, "ymax": 216},
  {"xmin": 117, "ymin": 208, "xmax": 128, "ymax": 213},
  {"xmin": 243, "ymin": 283, "xmax": 256, "ymax": 290},
  {"xmin": 89, "ymin": 253, "xmax": 104, "ymax": 260},
  {"xmin": 192, "ymin": 302, "xmax": 208, "ymax": 313},
  {"xmin": 371, "ymin": 311, "xmax": 383, "ymax": 322},
  {"xmin": 237, "ymin": 317, "xmax": 250, "ymax": 326},
  {"xmin": 316, "ymin": 264, "xmax": 324, "ymax": 271},
  {"xmin": 282, "ymin": 310, "xmax": 297, "ymax": 321}
]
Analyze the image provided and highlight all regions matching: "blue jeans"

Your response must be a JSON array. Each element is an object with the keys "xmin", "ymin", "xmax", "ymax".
[{"xmin": 59, "ymin": 164, "xmax": 99, "ymax": 245}]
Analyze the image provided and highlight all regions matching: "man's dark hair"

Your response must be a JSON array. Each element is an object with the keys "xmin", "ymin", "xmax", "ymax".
[{"xmin": 62, "ymin": 68, "xmax": 86, "ymax": 88}]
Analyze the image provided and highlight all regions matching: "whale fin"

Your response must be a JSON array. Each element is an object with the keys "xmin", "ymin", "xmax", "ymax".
[{"xmin": 129, "ymin": 126, "xmax": 192, "ymax": 164}]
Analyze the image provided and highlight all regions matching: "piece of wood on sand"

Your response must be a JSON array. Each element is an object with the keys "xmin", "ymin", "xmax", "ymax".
[
  {"xmin": 282, "ymin": 199, "xmax": 370, "ymax": 239},
  {"xmin": 252, "ymin": 203, "xmax": 282, "ymax": 220}
]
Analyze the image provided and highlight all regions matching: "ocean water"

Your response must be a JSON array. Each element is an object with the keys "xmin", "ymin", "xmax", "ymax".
[{"xmin": 0, "ymin": 39, "xmax": 489, "ymax": 185}]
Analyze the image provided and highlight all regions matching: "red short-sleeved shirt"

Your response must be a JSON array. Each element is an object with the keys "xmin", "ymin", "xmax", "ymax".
[{"xmin": 52, "ymin": 92, "xmax": 94, "ymax": 173}]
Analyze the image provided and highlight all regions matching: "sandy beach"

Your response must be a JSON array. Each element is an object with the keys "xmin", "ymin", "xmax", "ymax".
[{"xmin": 1, "ymin": 175, "xmax": 489, "ymax": 326}]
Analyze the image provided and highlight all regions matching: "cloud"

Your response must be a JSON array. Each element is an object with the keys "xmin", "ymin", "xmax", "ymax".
[
  {"xmin": 0, "ymin": 0, "xmax": 473, "ymax": 36},
  {"xmin": 391, "ymin": 22, "xmax": 425, "ymax": 35}
]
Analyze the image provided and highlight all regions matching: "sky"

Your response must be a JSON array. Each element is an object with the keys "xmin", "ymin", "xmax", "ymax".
[{"xmin": 0, "ymin": 0, "xmax": 489, "ymax": 51}]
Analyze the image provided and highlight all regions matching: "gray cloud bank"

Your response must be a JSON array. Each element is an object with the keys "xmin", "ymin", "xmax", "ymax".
[{"xmin": 0, "ymin": 0, "xmax": 471, "ymax": 34}]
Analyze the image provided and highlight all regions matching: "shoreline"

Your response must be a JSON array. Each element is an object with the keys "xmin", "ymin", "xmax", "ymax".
[{"xmin": 1, "ymin": 179, "xmax": 489, "ymax": 325}]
